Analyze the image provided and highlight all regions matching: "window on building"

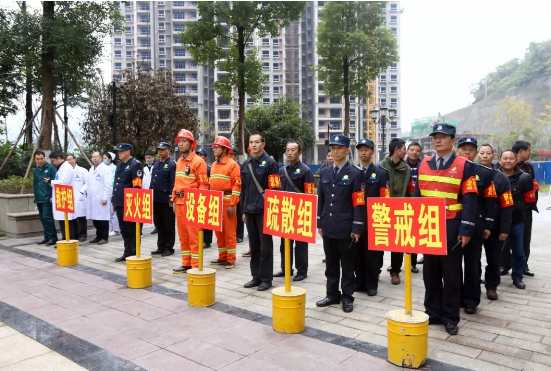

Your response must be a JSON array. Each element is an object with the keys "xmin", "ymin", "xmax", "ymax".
[
  {"xmin": 390, "ymin": 86, "xmax": 398, "ymax": 94},
  {"xmin": 380, "ymin": 74, "xmax": 386, "ymax": 82},
  {"xmin": 318, "ymin": 1, "xmax": 324, "ymax": 5},
  {"xmin": 318, "ymin": 108, "xmax": 326, "ymax": 115},
  {"xmin": 394, "ymin": 109, "xmax": 399, "ymax": 117},
  {"xmin": 390, "ymin": 74, "xmax": 398, "ymax": 82},
  {"xmin": 159, "ymin": 35, "xmax": 165, "ymax": 43},
  {"xmin": 191, "ymin": 61, "xmax": 197, "ymax": 67},
  {"xmin": 273, "ymin": 51, "xmax": 279, "ymax": 58},
  {"xmin": 174, "ymin": 36, "xmax": 181, "ymax": 44},
  {"xmin": 115, "ymin": 50, "xmax": 122, "ymax": 58},
  {"xmin": 126, "ymin": 63, "xmax": 132, "ymax": 69},
  {"xmin": 191, "ymin": 72, "xmax": 197, "ymax": 79},
  {"xmin": 273, "ymin": 62, "xmax": 279, "ymax": 70},
  {"xmin": 330, "ymin": 122, "xmax": 341, "ymax": 130},
  {"xmin": 174, "ymin": 61, "xmax": 186, "ymax": 69},
  {"xmin": 273, "ymin": 39, "xmax": 279, "ymax": 46},
  {"xmin": 390, "ymin": 3, "xmax": 398, "ymax": 11},
  {"xmin": 330, "ymin": 97, "xmax": 341, "ymax": 104},
  {"xmin": 349, "ymin": 96, "xmax": 356, "ymax": 103},
  {"xmin": 158, "ymin": 22, "xmax": 165, "ymax": 30},
  {"xmin": 140, "ymin": 52, "xmax": 151, "ymax": 59},
  {"xmin": 126, "ymin": 51, "xmax": 132, "ymax": 58},
  {"xmin": 139, "ymin": 3, "xmax": 149, "ymax": 10},
  {"xmin": 330, "ymin": 109, "xmax": 340, "ymax": 118},
  {"xmin": 273, "ymin": 75, "xmax": 280, "ymax": 82},
  {"xmin": 158, "ymin": 10, "xmax": 165, "ymax": 17},
  {"xmin": 263, "ymin": 98, "xmax": 270, "ymax": 105},
  {"xmin": 126, "ymin": 38, "xmax": 132, "ymax": 46},
  {"xmin": 390, "ymin": 15, "xmax": 397, "ymax": 23},
  {"xmin": 190, "ymin": 96, "xmax": 198, "ymax": 103},
  {"xmin": 125, "ymin": 27, "xmax": 133, "ymax": 34},
  {"xmin": 159, "ymin": 60, "xmax": 166, "ymax": 68},
  {"xmin": 380, "ymin": 98, "xmax": 387, "ymax": 106},
  {"xmin": 140, "ymin": 16, "xmax": 150, "ymax": 23},
  {"xmin": 319, "ymin": 96, "xmax": 326, "ymax": 103},
  {"xmin": 390, "ymin": 98, "xmax": 398, "ymax": 106},
  {"xmin": 191, "ymin": 85, "xmax": 198, "ymax": 92},
  {"xmin": 273, "ymin": 86, "xmax": 280, "ymax": 94},
  {"xmin": 114, "ymin": 62, "xmax": 122, "ymax": 70},
  {"xmin": 174, "ymin": 1, "xmax": 185, "ymax": 6},
  {"xmin": 140, "ymin": 27, "xmax": 150, "ymax": 35},
  {"xmin": 114, "ymin": 38, "xmax": 122, "ymax": 46},
  {"xmin": 273, "ymin": 98, "xmax": 279, "ymax": 104},
  {"xmin": 263, "ymin": 62, "xmax": 269, "ymax": 70},
  {"xmin": 246, "ymin": 39, "xmax": 253, "ymax": 46},
  {"xmin": 246, "ymin": 98, "xmax": 254, "ymax": 106},
  {"xmin": 350, "ymin": 121, "xmax": 356, "ymax": 129},
  {"xmin": 380, "ymin": 87, "xmax": 386, "ymax": 94},
  {"xmin": 318, "ymin": 84, "xmax": 324, "ymax": 91},
  {"xmin": 349, "ymin": 109, "xmax": 356, "ymax": 116},
  {"xmin": 262, "ymin": 38, "xmax": 269, "ymax": 46},
  {"xmin": 174, "ymin": 24, "xmax": 185, "ymax": 31},
  {"xmin": 175, "ymin": 87, "xmax": 185, "ymax": 94},
  {"xmin": 190, "ymin": 12, "xmax": 197, "ymax": 18},
  {"xmin": 174, "ymin": 49, "xmax": 186, "ymax": 56},
  {"xmin": 390, "ymin": 63, "xmax": 398, "ymax": 70},
  {"xmin": 263, "ymin": 86, "xmax": 270, "ymax": 94},
  {"xmin": 125, "ymin": 2, "xmax": 132, "ymax": 9},
  {"xmin": 158, "ymin": 1, "xmax": 165, "ymax": 5},
  {"xmin": 125, "ymin": 15, "xmax": 132, "ymax": 22},
  {"xmin": 262, "ymin": 50, "xmax": 269, "ymax": 58},
  {"xmin": 218, "ymin": 123, "xmax": 230, "ymax": 131},
  {"xmin": 159, "ymin": 47, "xmax": 166, "ymax": 55},
  {"xmin": 175, "ymin": 73, "xmax": 186, "ymax": 82},
  {"xmin": 391, "ymin": 27, "xmax": 398, "ymax": 36},
  {"xmin": 174, "ymin": 12, "xmax": 185, "ymax": 19},
  {"xmin": 350, "ymin": 133, "xmax": 356, "ymax": 140},
  {"xmin": 390, "ymin": 133, "xmax": 398, "ymax": 139},
  {"xmin": 390, "ymin": 121, "xmax": 398, "ymax": 129}
]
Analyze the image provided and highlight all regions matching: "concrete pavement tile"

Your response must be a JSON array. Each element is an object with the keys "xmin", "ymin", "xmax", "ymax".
[
  {"xmin": 153, "ymin": 314, "xmax": 217, "ymax": 336},
  {"xmin": 133, "ymin": 349, "xmax": 211, "ymax": 371},
  {"xmin": 0, "ymin": 333, "xmax": 51, "ymax": 367},
  {"xmin": 430, "ymin": 349, "xmax": 516, "ymax": 371},
  {"xmin": 248, "ymin": 345, "xmax": 333, "ymax": 371},
  {"xmin": 87, "ymin": 291, "xmax": 136, "ymax": 308},
  {"xmin": 447, "ymin": 335, "xmax": 532, "ymax": 360},
  {"xmin": 0, "ymin": 286, "xmax": 24, "ymax": 301},
  {"xmin": 36, "ymin": 275, "xmax": 78, "ymax": 289},
  {"xmin": 306, "ymin": 308, "xmax": 345, "ymax": 323},
  {"xmin": 523, "ymin": 360, "xmax": 551, "ymax": 371},
  {"xmin": 2, "ymin": 294, "xmax": 52, "ymax": 311},
  {"xmin": 26, "ymin": 304, "xmax": 81, "ymax": 324},
  {"xmin": 494, "ymin": 335, "xmax": 551, "ymax": 355},
  {"xmin": 86, "ymin": 279, "xmax": 126, "ymax": 291},
  {"xmin": 119, "ymin": 322, "xmax": 187, "ymax": 348},
  {"xmin": 304, "ymin": 318, "xmax": 363, "ymax": 339},
  {"xmin": 87, "ymin": 331, "xmax": 159, "ymax": 361},
  {"xmin": 323, "ymin": 307, "xmax": 385, "ymax": 325},
  {"xmin": 61, "ymin": 282, "xmax": 106, "ymax": 298},
  {"xmin": 454, "ymin": 328, "xmax": 498, "ymax": 342},
  {"xmin": 112, "ymin": 288, "xmax": 161, "ymax": 301},
  {"xmin": 113, "ymin": 301, "xmax": 173, "ymax": 321},
  {"xmin": 477, "ymin": 350, "xmax": 527, "ymax": 370},
  {"xmin": 354, "ymin": 331, "xmax": 388, "ymax": 347},
  {"xmin": 337, "ymin": 318, "xmax": 387, "ymax": 336},
  {"xmin": 334, "ymin": 351, "xmax": 394, "ymax": 370},
  {"xmin": 167, "ymin": 338, "xmax": 243, "ymax": 370},
  {"xmin": 463, "ymin": 321, "xmax": 543, "ymax": 342},
  {"xmin": 225, "ymin": 318, "xmax": 290, "ymax": 344},
  {"xmin": 52, "ymin": 297, "xmax": 109, "ymax": 316},
  {"xmin": 277, "ymin": 334, "xmax": 356, "ymax": 365},
  {"xmin": 542, "ymin": 337, "xmax": 551, "ymax": 346},
  {"xmin": 428, "ymin": 338, "xmax": 483, "ymax": 358},
  {"xmin": 0, "ymin": 325, "xmax": 18, "ymax": 339},
  {"xmin": 193, "ymin": 328, "xmax": 269, "ymax": 356},
  {"xmin": 218, "ymin": 357, "xmax": 286, "ymax": 371},
  {"xmin": 0, "ymin": 351, "xmax": 87, "ymax": 371},
  {"xmin": 143, "ymin": 295, "xmax": 193, "ymax": 313},
  {"xmin": 86, "ymin": 308, "xmax": 149, "ymax": 329},
  {"xmin": 42, "ymin": 265, "xmax": 75, "ymax": 275},
  {"xmin": 56, "ymin": 317, "xmax": 121, "ymax": 341}
]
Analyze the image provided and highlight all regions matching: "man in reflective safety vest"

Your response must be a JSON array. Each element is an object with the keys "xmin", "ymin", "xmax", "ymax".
[
  {"xmin": 456, "ymin": 137, "xmax": 497, "ymax": 315},
  {"xmin": 208, "ymin": 136, "xmax": 241, "ymax": 269},
  {"xmin": 415, "ymin": 123, "xmax": 478, "ymax": 336},
  {"xmin": 172, "ymin": 129, "xmax": 209, "ymax": 274}
]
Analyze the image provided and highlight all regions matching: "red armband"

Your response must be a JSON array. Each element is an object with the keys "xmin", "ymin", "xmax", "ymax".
[
  {"xmin": 379, "ymin": 187, "xmax": 390, "ymax": 198},
  {"xmin": 132, "ymin": 177, "xmax": 142, "ymax": 188},
  {"xmin": 533, "ymin": 179, "xmax": 540, "ymax": 191},
  {"xmin": 483, "ymin": 182, "xmax": 497, "ymax": 198},
  {"xmin": 198, "ymin": 173, "xmax": 209, "ymax": 185},
  {"xmin": 304, "ymin": 182, "xmax": 315, "ymax": 194},
  {"xmin": 461, "ymin": 176, "xmax": 478, "ymax": 195},
  {"xmin": 268, "ymin": 174, "xmax": 281, "ymax": 189},
  {"xmin": 232, "ymin": 176, "xmax": 242, "ymax": 186},
  {"xmin": 352, "ymin": 191, "xmax": 365, "ymax": 207},
  {"xmin": 406, "ymin": 180, "xmax": 415, "ymax": 194},
  {"xmin": 499, "ymin": 191, "xmax": 514, "ymax": 208},
  {"xmin": 523, "ymin": 190, "xmax": 536, "ymax": 203}
]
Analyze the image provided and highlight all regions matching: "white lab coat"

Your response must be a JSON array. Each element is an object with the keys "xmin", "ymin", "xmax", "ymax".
[
  {"xmin": 143, "ymin": 164, "xmax": 153, "ymax": 189},
  {"xmin": 81, "ymin": 163, "xmax": 113, "ymax": 221},
  {"xmin": 51, "ymin": 161, "xmax": 76, "ymax": 221},
  {"xmin": 72, "ymin": 164, "xmax": 88, "ymax": 218}
]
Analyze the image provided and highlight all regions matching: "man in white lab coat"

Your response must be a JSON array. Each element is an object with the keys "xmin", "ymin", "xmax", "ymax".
[
  {"xmin": 66, "ymin": 154, "xmax": 89, "ymax": 242},
  {"xmin": 49, "ymin": 151, "xmax": 77, "ymax": 240},
  {"xmin": 81, "ymin": 151, "xmax": 113, "ymax": 244}
]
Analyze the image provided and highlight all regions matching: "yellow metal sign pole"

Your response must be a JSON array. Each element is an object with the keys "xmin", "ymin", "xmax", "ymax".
[
  {"xmin": 404, "ymin": 253, "xmax": 412, "ymax": 315},
  {"xmin": 284, "ymin": 238, "xmax": 291, "ymax": 293},
  {"xmin": 64, "ymin": 212, "xmax": 69, "ymax": 241},
  {"xmin": 198, "ymin": 230, "xmax": 204, "ymax": 271},
  {"xmin": 135, "ymin": 223, "xmax": 141, "ymax": 258}
]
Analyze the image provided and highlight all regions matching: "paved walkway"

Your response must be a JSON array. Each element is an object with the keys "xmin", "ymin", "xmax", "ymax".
[
  {"xmin": 0, "ymin": 322, "xmax": 86, "ymax": 371},
  {"xmin": 0, "ymin": 197, "xmax": 550, "ymax": 371}
]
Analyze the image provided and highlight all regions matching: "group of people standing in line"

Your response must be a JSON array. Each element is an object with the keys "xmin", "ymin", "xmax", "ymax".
[{"xmin": 32, "ymin": 124, "xmax": 539, "ymax": 336}]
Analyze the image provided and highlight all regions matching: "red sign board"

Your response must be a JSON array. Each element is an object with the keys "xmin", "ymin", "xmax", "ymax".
[
  {"xmin": 124, "ymin": 189, "xmax": 153, "ymax": 224},
  {"xmin": 182, "ymin": 188, "xmax": 223, "ymax": 232},
  {"xmin": 367, "ymin": 197, "xmax": 447, "ymax": 255},
  {"xmin": 263, "ymin": 190, "xmax": 317, "ymax": 244},
  {"xmin": 54, "ymin": 184, "xmax": 75, "ymax": 213}
]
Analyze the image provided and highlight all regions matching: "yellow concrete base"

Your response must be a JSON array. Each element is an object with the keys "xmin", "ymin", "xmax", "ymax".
[
  {"xmin": 56, "ymin": 240, "xmax": 78, "ymax": 266},
  {"xmin": 387, "ymin": 309, "xmax": 429, "ymax": 368},
  {"xmin": 272, "ymin": 286, "xmax": 307, "ymax": 334},
  {"xmin": 187, "ymin": 268, "xmax": 216, "ymax": 307},
  {"xmin": 126, "ymin": 256, "xmax": 152, "ymax": 289}
]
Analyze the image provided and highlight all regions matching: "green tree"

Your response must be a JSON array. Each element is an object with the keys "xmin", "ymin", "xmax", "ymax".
[
  {"xmin": 245, "ymin": 96, "xmax": 316, "ymax": 161},
  {"xmin": 314, "ymin": 1, "xmax": 398, "ymax": 136},
  {"xmin": 0, "ymin": 7, "xmax": 23, "ymax": 118},
  {"xmin": 181, "ymin": 1, "xmax": 306, "ymax": 155},
  {"xmin": 81, "ymin": 68, "xmax": 199, "ymax": 161}
]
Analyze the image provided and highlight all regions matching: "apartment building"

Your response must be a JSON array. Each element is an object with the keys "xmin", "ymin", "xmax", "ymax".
[{"xmin": 111, "ymin": 1, "xmax": 402, "ymax": 164}]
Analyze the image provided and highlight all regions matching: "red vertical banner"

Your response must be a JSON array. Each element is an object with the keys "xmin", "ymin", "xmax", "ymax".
[
  {"xmin": 123, "ymin": 189, "xmax": 154, "ymax": 224},
  {"xmin": 54, "ymin": 184, "xmax": 75, "ymax": 213},
  {"xmin": 263, "ymin": 190, "xmax": 317, "ymax": 244},
  {"xmin": 182, "ymin": 188, "xmax": 224, "ymax": 232},
  {"xmin": 367, "ymin": 197, "xmax": 447, "ymax": 255}
]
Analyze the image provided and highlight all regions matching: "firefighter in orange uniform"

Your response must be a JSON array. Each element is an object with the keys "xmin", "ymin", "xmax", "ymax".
[
  {"xmin": 208, "ymin": 136, "xmax": 241, "ymax": 269},
  {"xmin": 415, "ymin": 123, "xmax": 478, "ymax": 336},
  {"xmin": 172, "ymin": 129, "xmax": 209, "ymax": 273}
]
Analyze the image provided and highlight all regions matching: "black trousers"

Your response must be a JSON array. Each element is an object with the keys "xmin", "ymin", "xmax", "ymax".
[
  {"xmin": 246, "ymin": 213, "xmax": 274, "ymax": 283},
  {"xmin": 58, "ymin": 219, "xmax": 78, "ymax": 240},
  {"xmin": 461, "ymin": 220, "xmax": 484, "ymax": 307},
  {"xmin": 115, "ymin": 206, "xmax": 137, "ymax": 257},
  {"xmin": 523, "ymin": 211, "xmax": 532, "ymax": 266},
  {"xmin": 77, "ymin": 217, "xmax": 87, "ymax": 238},
  {"xmin": 324, "ymin": 236, "xmax": 357, "ymax": 303},
  {"xmin": 204, "ymin": 229, "xmax": 213, "ymax": 244},
  {"xmin": 236, "ymin": 202, "xmax": 244, "ymax": 240},
  {"xmin": 483, "ymin": 229, "xmax": 503, "ymax": 291},
  {"xmin": 390, "ymin": 252, "xmax": 404, "ymax": 273},
  {"xmin": 355, "ymin": 231, "xmax": 383, "ymax": 291},
  {"xmin": 153, "ymin": 202, "xmax": 175, "ymax": 253},
  {"xmin": 278, "ymin": 238, "xmax": 308, "ymax": 276},
  {"xmin": 423, "ymin": 239, "xmax": 463, "ymax": 325},
  {"xmin": 92, "ymin": 220, "xmax": 109, "ymax": 241}
]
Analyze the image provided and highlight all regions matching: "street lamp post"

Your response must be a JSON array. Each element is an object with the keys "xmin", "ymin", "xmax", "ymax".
[{"xmin": 370, "ymin": 106, "xmax": 396, "ymax": 161}]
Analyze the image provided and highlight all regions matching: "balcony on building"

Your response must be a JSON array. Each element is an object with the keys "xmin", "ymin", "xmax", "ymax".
[
  {"xmin": 329, "ymin": 108, "xmax": 341, "ymax": 119},
  {"xmin": 218, "ymin": 110, "xmax": 231, "ymax": 120}
]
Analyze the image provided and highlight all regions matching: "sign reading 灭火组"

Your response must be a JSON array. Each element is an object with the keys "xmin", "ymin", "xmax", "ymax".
[
  {"xmin": 367, "ymin": 197, "xmax": 447, "ymax": 255},
  {"xmin": 124, "ymin": 188, "xmax": 153, "ymax": 224}
]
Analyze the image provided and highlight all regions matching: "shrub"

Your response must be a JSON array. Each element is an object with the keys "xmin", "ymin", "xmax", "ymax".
[{"xmin": 0, "ymin": 175, "xmax": 34, "ymax": 194}]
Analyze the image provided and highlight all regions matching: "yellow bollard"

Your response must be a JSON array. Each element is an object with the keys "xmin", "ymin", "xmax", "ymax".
[
  {"xmin": 387, "ymin": 254, "xmax": 429, "ymax": 368},
  {"xmin": 272, "ymin": 238, "xmax": 306, "ymax": 333},
  {"xmin": 125, "ymin": 222, "xmax": 152, "ymax": 288},
  {"xmin": 57, "ymin": 212, "xmax": 78, "ymax": 266},
  {"xmin": 187, "ymin": 230, "xmax": 216, "ymax": 307}
]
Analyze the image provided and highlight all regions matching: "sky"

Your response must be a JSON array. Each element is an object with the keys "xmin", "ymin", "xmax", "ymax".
[{"xmin": 5, "ymin": 0, "xmax": 551, "ymax": 143}]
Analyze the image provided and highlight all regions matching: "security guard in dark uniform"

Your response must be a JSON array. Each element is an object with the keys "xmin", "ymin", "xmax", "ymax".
[
  {"xmin": 316, "ymin": 134, "xmax": 365, "ymax": 313},
  {"xmin": 112, "ymin": 143, "xmax": 144, "ymax": 262},
  {"xmin": 150, "ymin": 142, "xmax": 176, "ymax": 257},
  {"xmin": 274, "ymin": 141, "xmax": 315, "ymax": 282},
  {"xmin": 476, "ymin": 143, "xmax": 513, "ymax": 301},
  {"xmin": 196, "ymin": 148, "xmax": 213, "ymax": 249},
  {"xmin": 353, "ymin": 138, "xmax": 390, "ymax": 297},
  {"xmin": 456, "ymin": 137, "xmax": 497, "ymax": 314},
  {"xmin": 415, "ymin": 124, "xmax": 477, "ymax": 335}
]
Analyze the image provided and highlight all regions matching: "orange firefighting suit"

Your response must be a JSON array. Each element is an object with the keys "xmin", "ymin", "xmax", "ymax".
[
  {"xmin": 172, "ymin": 151, "xmax": 209, "ymax": 268},
  {"xmin": 209, "ymin": 156, "xmax": 242, "ymax": 263}
]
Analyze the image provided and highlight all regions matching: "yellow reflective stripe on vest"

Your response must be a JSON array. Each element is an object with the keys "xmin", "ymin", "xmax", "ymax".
[
  {"xmin": 210, "ymin": 174, "xmax": 231, "ymax": 180},
  {"xmin": 419, "ymin": 190, "xmax": 458, "ymax": 199},
  {"xmin": 448, "ymin": 204, "xmax": 463, "ymax": 211},
  {"xmin": 175, "ymin": 172, "xmax": 196, "ymax": 179},
  {"xmin": 418, "ymin": 174, "xmax": 461, "ymax": 185}
]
